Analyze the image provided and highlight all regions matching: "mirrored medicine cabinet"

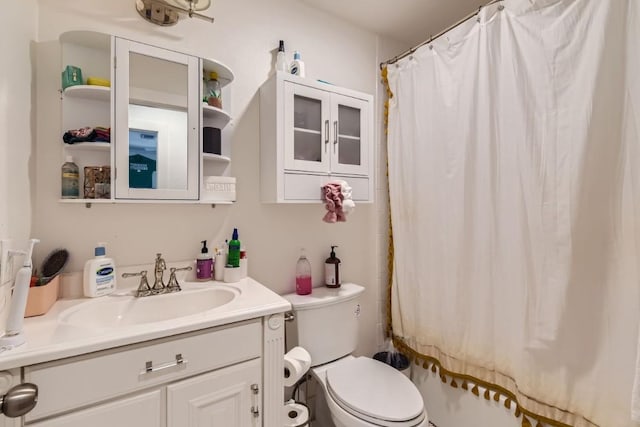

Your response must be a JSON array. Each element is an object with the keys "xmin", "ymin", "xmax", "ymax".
[{"xmin": 58, "ymin": 31, "xmax": 235, "ymax": 205}]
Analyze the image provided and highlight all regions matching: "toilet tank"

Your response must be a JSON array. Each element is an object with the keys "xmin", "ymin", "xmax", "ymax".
[{"xmin": 283, "ymin": 283, "xmax": 364, "ymax": 366}]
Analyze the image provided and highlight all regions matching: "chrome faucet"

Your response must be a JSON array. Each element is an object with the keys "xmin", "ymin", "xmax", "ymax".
[
  {"xmin": 121, "ymin": 270, "xmax": 151, "ymax": 297},
  {"xmin": 152, "ymin": 253, "xmax": 166, "ymax": 293},
  {"xmin": 122, "ymin": 254, "xmax": 192, "ymax": 297},
  {"xmin": 166, "ymin": 266, "xmax": 193, "ymax": 292}
]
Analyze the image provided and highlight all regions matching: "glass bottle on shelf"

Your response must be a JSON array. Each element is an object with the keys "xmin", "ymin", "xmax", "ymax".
[
  {"xmin": 204, "ymin": 71, "xmax": 222, "ymax": 109},
  {"xmin": 61, "ymin": 156, "xmax": 80, "ymax": 199}
]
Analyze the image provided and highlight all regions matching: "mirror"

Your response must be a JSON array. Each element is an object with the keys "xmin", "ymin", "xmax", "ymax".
[{"xmin": 115, "ymin": 38, "xmax": 198, "ymax": 200}]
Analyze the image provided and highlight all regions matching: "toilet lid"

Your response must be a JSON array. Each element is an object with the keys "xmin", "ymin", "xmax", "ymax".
[{"xmin": 326, "ymin": 357, "xmax": 424, "ymax": 423}]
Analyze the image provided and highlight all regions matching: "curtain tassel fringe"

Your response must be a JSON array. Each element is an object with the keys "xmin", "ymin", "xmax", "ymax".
[
  {"xmin": 536, "ymin": 422, "xmax": 544, "ymax": 427},
  {"xmin": 450, "ymin": 378, "xmax": 458, "ymax": 388},
  {"xmin": 484, "ymin": 389, "xmax": 491, "ymax": 400},
  {"xmin": 504, "ymin": 398, "xmax": 512, "ymax": 410},
  {"xmin": 431, "ymin": 364, "xmax": 437, "ymax": 373},
  {"xmin": 461, "ymin": 380, "xmax": 469, "ymax": 390},
  {"xmin": 493, "ymin": 391, "xmax": 500, "ymax": 402},
  {"xmin": 440, "ymin": 374, "xmax": 447, "ymax": 383},
  {"xmin": 472, "ymin": 385, "xmax": 480, "ymax": 397},
  {"xmin": 522, "ymin": 416, "xmax": 532, "ymax": 427},
  {"xmin": 515, "ymin": 406, "xmax": 522, "ymax": 417}
]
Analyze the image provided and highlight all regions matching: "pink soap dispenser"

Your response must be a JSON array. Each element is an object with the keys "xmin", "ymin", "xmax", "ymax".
[{"xmin": 295, "ymin": 248, "xmax": 312, "ymax": 295}]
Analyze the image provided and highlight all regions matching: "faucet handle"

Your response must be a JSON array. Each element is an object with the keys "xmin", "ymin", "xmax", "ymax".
[
  {"xmin": 166, "ymin": 266, "xmax": 193, "ymax": 293},
  {"xmin": 122, "ymin": 270, "xmax": 151, "ymax": 297}
]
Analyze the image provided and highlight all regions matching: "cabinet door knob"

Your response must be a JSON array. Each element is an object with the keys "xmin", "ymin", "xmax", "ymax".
[
  {"xmin": 251, "ymin": 406, "xmax": 260, "ymax": 417},
  {"xmin": 0, "ymin": 383, "xmax": 38, "ymax": 418}
]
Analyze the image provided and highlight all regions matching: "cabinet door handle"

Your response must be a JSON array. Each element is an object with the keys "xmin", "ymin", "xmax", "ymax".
[
  {"xmin": 333, "ymin": 120, "xmax": 338, "ymax": 153},
  {"xmin": 141, "ymin": 354, "xmax": 187, "ymax": 376},
  {"xmin": 251, "ymin": 406, "xmax": 260, "ymax": 417},
  {"xmin": 324, "ymin": 120, "xmax": 329, "ymax": 152}
]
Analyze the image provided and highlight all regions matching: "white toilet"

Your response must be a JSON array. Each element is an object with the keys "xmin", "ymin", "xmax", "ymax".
[{"xmin": 283, "ymin": 283, "xmax": 428, "ymax": 427}]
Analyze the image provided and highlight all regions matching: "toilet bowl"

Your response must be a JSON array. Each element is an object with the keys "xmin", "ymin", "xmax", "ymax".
[
  {"xmin": 312, "ymin": 356, "xmax": 428, "ymax": 427},
  {"xmin": 283, "ymin": 283, "xmax": 428, "ymax": 427}
]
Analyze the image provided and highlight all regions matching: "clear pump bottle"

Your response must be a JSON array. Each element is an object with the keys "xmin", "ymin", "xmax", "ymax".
[
  {"xmin": 295, "ymin": 248, "xmax": 312, "ymax": 295},
  {"xmin": 276, "ymin": 40, "xmax": 288, "ymax": 72}
]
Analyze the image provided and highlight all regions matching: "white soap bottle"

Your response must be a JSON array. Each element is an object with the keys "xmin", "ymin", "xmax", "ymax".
[
  {"xmin": 290, "ymin": 51, "xmax": 305, "ymax": 77},
  {"xmin": 83, "ymin": 242, "xmax": 116, "ymax": 297}
]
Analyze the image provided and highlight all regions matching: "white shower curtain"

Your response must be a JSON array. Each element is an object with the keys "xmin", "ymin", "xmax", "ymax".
[{"xmin": 386, "ymin": 0, "xmax": 640, "ymax": 426}]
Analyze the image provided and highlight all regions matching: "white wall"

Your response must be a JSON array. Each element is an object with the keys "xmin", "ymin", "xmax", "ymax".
[
  {"xmin": 0, "ymin": 0, "xmax": 37, "ymax": 243},
  {"xmin": 30, "ymin": 0, "xmax": 386, "ymax": 358},
  {"xmin": 0, "ymin": 0, "xmax": 38, "ymax": 335}
]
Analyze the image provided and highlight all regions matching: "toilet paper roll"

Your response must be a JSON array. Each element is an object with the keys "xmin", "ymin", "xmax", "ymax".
[
  {"xmin": 283, "ymin": 346, "xmax": 311, "ymax": 387},
  {"xmin": 283, "ymin": 401, "xmax": 309, "ymax": 427}
]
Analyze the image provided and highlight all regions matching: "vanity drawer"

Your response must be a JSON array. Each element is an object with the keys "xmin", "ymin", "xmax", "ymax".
[{"xmin": 24, "ymin": 319, "xmax": 262, "ymax": 421}]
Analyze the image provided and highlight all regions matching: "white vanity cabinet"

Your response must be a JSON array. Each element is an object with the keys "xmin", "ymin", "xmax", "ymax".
[
  {"xmin": 168, "ymin": 358, "xmax": 262, "ymax": 427},
  {"xmin": 58, "ymin": 31, "xmax": 235, "ymax": 204},
  {"xmin": 21, "ymin": 317, "xmax": 280, "ymax": 426},
  {"xmin": 260, "ymin": 72, "xmax": 374, "ymax": 203}
]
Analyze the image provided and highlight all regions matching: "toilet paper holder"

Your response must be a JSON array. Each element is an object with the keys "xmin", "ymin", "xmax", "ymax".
[
  {"xmin": 283, "ymin": 399, "xmax": 309, "ymax": 427},
  {"xmin": 283, "ymin": 346, "xmax": 311, "ymax": 388}
]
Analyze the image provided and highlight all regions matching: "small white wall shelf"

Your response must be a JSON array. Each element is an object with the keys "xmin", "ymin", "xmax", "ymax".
[{"xmin": 63, "ymin": 85, "xmax": 110, "ymax": 101}]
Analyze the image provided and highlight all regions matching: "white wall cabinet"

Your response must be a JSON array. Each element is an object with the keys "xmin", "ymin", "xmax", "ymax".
[
  {"xmin": 260, "ymin": 72, "xmax": 374, "ymax": 203},
  {"xmin": 58, "ymin": 31, "xmax": 235, "ymax": 205}
]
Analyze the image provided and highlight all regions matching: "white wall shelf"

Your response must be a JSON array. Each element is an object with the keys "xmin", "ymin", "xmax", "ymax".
[
  {"xmin": 202, "ymin": 58, "xmax": 234, "ymax": 87},
  {"xmin": 59, "ymin": 199, "xmax": 232, "ymax": 208},
  {"xmin": 202, "ymin": 104, "xmax": 232, "ymax": 128},
  {"xmin": 63, "ymin": 142, "xmax": 111, "ymax": 151},
  {"xmin": 203, "ymin": 153, "xmax": 231, "ymax": 163},
  {"xmin": 63, "ymin": 85, "xmax": 110, "ymax": 101}
]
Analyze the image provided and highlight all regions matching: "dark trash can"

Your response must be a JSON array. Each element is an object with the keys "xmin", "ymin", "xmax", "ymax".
[{"xmin": 373, "ymin": 351, "xmax": 411, "ymax": 377}]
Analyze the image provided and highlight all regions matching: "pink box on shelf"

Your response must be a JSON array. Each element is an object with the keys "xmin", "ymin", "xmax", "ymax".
[{"xmin": 25, "ymin": 276, "xmax": 59, "ymax": 317}]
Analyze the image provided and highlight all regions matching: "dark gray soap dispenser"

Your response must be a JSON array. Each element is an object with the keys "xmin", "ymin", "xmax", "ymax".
[{"xmin": 324, "ymin": 245, "xmax": 341, "ymax": 288}]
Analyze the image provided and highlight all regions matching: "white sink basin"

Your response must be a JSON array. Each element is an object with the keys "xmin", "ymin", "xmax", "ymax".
[{"xmin": 59, "ymin": 286, "xmax": 239, "ymax": 329}]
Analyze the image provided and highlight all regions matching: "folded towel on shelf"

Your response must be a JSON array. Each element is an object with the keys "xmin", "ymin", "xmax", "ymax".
[
  {"xmin": 93, "ymin": 126, "xmax": 111, "ymax": 142},
  {"xmin": 63, "ymin": 126, "xmax": 111, "ymax": 144}
]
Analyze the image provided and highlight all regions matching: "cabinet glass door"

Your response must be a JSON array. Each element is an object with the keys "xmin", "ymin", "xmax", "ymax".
[
  {"xmin": 283, "ymin": 82, "xmax": 331, "ymax": 173},
  {"xmin": 114, "ymin": 38, "xmax": 199, "ymax": 200},
  {"xmin": 331, "ymin": 93, "xmax": 369, "ymax": 175}
]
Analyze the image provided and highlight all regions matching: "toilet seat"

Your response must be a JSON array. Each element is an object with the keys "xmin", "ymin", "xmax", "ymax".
[{"xmin": 324, "ymin": 357, "xmax": 426, "ymax": 427}]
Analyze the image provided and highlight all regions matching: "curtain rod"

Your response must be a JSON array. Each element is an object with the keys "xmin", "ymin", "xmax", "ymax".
[{"xmin": 380, "ymin": 0, "xmax": 503, "ymax": 69}]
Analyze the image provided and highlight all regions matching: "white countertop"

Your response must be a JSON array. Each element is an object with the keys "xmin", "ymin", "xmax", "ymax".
[{"xmin": 0, "ymin": 277, "xmax": 291, "ymax": 370}]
